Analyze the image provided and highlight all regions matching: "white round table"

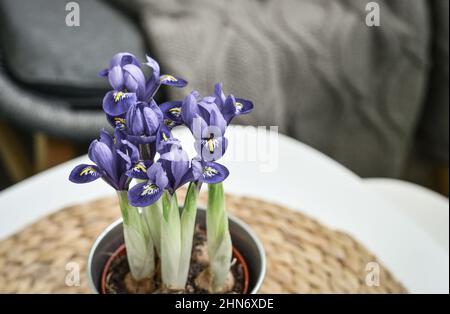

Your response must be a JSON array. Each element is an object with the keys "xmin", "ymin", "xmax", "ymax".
[{"xmin": 0, "ymin": 126, "xmax": 448, "ymax": 293}]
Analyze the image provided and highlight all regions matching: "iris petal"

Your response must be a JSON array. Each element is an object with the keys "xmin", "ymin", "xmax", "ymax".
[
  {"xmin": 235, "ymin": 98, "xmax": 254, "ymax": 115},
  {"xmin": 123, "ymin": 64, "xmax": 146, "ymax": 99},
  {"xmin": 126, "ymin": 134, "xmax": 157, "ymax": 145},
  {"xmin": 198, "ymin": 161, "xmax": 229, "ymax": 184},
  {"xmin": 214, "ymin": 83, "xmax": 226, "ymax": 108},
  {"xmin": 160, "ymin": 101, "xmax": 183, "ymax": 127},
  {"xmin": 128, "ymin": 182, "xmax": 164, "ymax": 207},
  {"xmin": 109, "ymin": 52, "xmax": 140, "ymax": 68},
  {"xmin": 143, "ymin": 106, "xmax": 161, "ymax": 135},
  {"xmin": 160, "ymin": 74, "xmax": 187, "ymax": 87},
  {"xmin": 144, "ymin": 55, "xmax": 160, "ymax": 78},
  {"xmin": 209, "ymin": 107, "xmax": 227, "ymax": 136},
  {"xmin": 147, "ymin": 162, "xmax": 169, "ymax": 190},
  {"xmin": 106, "ymin": 114, "xmax": 126, "ymax": 130},
  {"xmin": 156, "ymin": 124, "xmax": 174, "ymax": 153},
  {"xmin": 159, "ymin": 144, "xmax": 192, "ymax": 191},
  {"xmin": 108, "ymin": 66, "xmax": 124, "ymax": 91},
  {"xmin": 195, "ymin": 136, "xmax": 228, "ymax": 162},
  {"xmin": 181, "ymin": 92, "xmax": 199, "ymax": 127},
  {"xmin": 102, "ymin": 91, "xmax": 137, "ymax": 116},
  {"xmin": 114, "ymin": 127, "xmax": 127, "ymax": 144},
  {"xmin": 69, "ymin": 164, "xmax": 101, "ymax": 183},
  {"xmin": 222, "ymin": 95, "xmax": 237, "ymax": 124},
  {"xmin": 117, "ymin": 149, "xmax": 132, "ymax": 169},
  {"xmin": 171, "ymin": 159, "xmax": 189, "ymax": 189},
  {"xmin": 155, "ymin": 166, "xmax": 169, "ymax": 190},
  {"xmin": 143, "ymin": 55, "xmax": 161, "ymax": 100},
  {"xmin": 123, "ymin": 140, "xmax": 140, "ymax": 163},
  {"xmin": 99, "ymin": 129, "xmax": 114, "ymax": 149},
  {"xmin": 88, "ymin": 140, "xmax": 117, "ymax": 183},
  {"xmin": 127, "ymin": 104, "xmax": 145, "ymax": 135},
  {"xmin": 144, "ymin": 76, "xmax": 158, "ymax": 100},
  {"xmin": 126, "ymin": 161, "xmax": 150, "ymax": 180},
  {"xmin": 98, "ymin": 68, "xmax": 109, "ymax": 77}
]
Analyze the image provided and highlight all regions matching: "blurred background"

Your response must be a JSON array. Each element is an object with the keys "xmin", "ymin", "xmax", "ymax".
[{"xmin": 0, "ymin": 0, "xmax": 448, "ymax": 196}]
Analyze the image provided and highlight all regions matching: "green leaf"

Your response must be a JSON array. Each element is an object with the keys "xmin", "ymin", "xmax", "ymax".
[
  {"xmin": 209, "ymin": 228, "xmax": 232, "ymax": 292},
  {"xmin": 117, "ymin": 190, "xmax": 130, "ymax": 225},
  {"xmin": 117, "ymin": 191, "xmax": 155, "ymax": 281},
  {"xmin": 206, "ymin": 183, "xmax": 232, "ymax": 292},
  {"xmin": 177, "ymin": 182, "xmax": 199, "ymax": 287},
  {"xmin": 142, "ymin": 197, "xmax": 163, "ymax": 256},
  {"xmin": 123, "ymin": 222, "xmax": 155, "ymax": 281},
  {"xmin": 160, "ymin": 191, "xmax": 183, "ymax": 289}
]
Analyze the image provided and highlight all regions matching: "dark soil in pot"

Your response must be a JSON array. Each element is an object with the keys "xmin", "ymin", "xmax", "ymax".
[{"xmin": 103, "ymin": 225, "xmax": 248, "ymax": 294}]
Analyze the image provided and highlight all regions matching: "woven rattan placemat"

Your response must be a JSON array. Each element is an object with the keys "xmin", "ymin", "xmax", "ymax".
[{"xmin": 0, "ymin": 191, "xmax": 406, "ymax": 293}]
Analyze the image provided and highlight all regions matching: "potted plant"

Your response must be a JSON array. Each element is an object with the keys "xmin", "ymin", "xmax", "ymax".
[{"xmin": 69, "ymin": 52, "xmax": 265, "ymax": 294}]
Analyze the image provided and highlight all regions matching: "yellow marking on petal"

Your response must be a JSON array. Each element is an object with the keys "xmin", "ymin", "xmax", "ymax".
[
  {"xmin": 162, "ymin": 133, "xmax": 168, "ymax": 141},
  {"xmin": 160, "ymin": 75, "xmax": 177, "ymax": 82},
  {"xmin": 80, "ymin": 167, "xmax": 96, "ymax": 176},
  {"xmin": 141, "ymin": 184, "xmax": 158, "ymax": 196},
  {"xmin": 208, "ymin": 139, "xmax": 214, "ymax": 153},
  {"xmin": 114, "ymin": 91, "xmax": 124, "ymax": 102},
  {"xmin": 134, "ymin": 163, "xmax": 147, "ymax": 173},
  {"xmin": 164, "ymin": 119, "xmax": 174, "ymax": 127},
  {"xmin": 114, "ymin": 117, "xmax": 126, "ymax": 129},
  {"xmin": 168, "ymin": 107, "xmax": 181, "ymax": 118},
  {"xmin": 235, "ymin": 102, "xmax": 243, "ymax": 111},
  {"xmin": 203, "ymin": 166, "xmax": 219, "ymax": 177},
  {"xmin": 169, "ymin": 107, "xmax": 181, "ymax": 113}
]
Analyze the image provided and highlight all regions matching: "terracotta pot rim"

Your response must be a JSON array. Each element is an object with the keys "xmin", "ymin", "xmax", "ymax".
[{"xmin": 101, "ymin": 243, "xmax": 250, "ymax": 294}]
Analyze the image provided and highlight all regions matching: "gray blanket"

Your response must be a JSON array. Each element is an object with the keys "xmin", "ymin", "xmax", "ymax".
[{"xmin": 113, "ymin": 0, "xmax": 441, "ymax": 177}]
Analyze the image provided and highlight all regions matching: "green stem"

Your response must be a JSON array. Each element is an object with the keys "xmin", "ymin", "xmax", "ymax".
[
  {"xmin": 160, "ymin": 191, "xmax": 182, "ymax": 289},
  {"xmin": 159, "ymin": 184, "xmax": 199, "ymax": 290},
  {"xmin": 178, "ymin": 182, "xmax": 199, "ymax": 287},
  {"xmin": 117, "ymin": 191, "xmax": 155, "ymax": 281},
  {"xmin": 206, "ymin": 183, "xmax": 232, "ymax": 292},
  {"xmin": 142, "ymin": 197, "xmax": 163, "ymax": 256}
]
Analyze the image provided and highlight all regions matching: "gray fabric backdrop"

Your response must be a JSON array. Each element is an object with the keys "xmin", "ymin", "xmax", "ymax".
[
  {"xmin": 115, "ymin": 0, "xmax": 434, "ymax": 177},
  {"xmin": 0, "ymin": 0, "xmax": 446, "ymax": 178}
]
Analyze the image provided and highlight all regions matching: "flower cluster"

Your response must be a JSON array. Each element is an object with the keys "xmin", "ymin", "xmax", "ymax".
[
  {"xmin": 70, "ymin": 53, "xmax": 252, "ymax": 205},
  {"xmin": 69, "ymin": 52, "xmax": 253, "ymax": 293}
]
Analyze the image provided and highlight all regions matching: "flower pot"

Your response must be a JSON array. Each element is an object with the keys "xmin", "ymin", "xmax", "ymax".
[{"xmin": 87, "ymin": 208, "xmax": 266, "ymax": 294}]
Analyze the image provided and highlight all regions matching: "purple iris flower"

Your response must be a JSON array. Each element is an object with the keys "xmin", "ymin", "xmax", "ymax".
[
  {"xmin": 143, "ymin": 55, "xmax": 187, "ymax": 100},
  {"xmin": 181, "ymin": 91, "xmax": 228, "ymax": 162},
  {"xmin": 127, "ymin": 162, "xmax": 169, "ymax": 207},
  {"xmin": 125, "ymin": 100, "xmax": 163, "ymax": 144},
  {"xmin": 127, "ymin": 140, "xmax": 194, "ymax": 206},
  {"xmin": 106, "ymin": 113, "xmax": 127, "ymax": 130},
  {"xmin": 99, "ymin": 53, "xmax": 146, "ymax": 116},
  {"xmin": 125, "ymin": 159, "xmax": 153, "ymax": 181},
  {"xmin": 159, "ymin": 139, "xmax": 196, "ymax": 194},
  {"xmin": 213, "ymin": 83, "xmax": 254, "ymax": 124},
  {"xmin": 155, "ymin": 123, "xmax": 175, "ymax": 153},
  {"xmin": 159, "ymin": 100, "xmax": 183, "ymax": 129},
  {"xmin": 124, "ymin": 123, "xmax": 175, "ymax": 178},
  {"xmin": 192, "ymin": 158, "xmax": 229, "ymax": 184},
  {"xmin": 98, "ymin": 52, "xmax": 141, "ymax": 74},
  {"xmin": 69, "ymin": 129, "xmax": 139, "ymax": 190}
]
